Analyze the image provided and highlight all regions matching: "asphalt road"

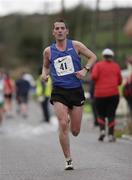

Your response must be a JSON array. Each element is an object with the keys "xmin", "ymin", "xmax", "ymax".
[{"xmin": 0, "ymin": 100, "xmax": 132, "ymax": 180}]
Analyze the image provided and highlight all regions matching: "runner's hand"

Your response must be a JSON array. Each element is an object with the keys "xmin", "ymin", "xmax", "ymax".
[
  {"xmin": 41, "ymin": 74, "xmax": 49, "ymax": 82},
  {"xmin": 74, "ymin": 68, "xmax": 87, "ymax": 79}
]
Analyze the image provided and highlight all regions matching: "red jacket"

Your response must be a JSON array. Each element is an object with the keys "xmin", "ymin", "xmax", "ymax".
[{"xmin": 91, "ymin": 60, "xmax": 122, "ymax": 97}]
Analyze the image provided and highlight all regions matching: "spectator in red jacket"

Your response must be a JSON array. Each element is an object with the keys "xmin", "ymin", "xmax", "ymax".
[{"xmin": 91, "ymin": 48, "xmax": 122, "ymax": 142}]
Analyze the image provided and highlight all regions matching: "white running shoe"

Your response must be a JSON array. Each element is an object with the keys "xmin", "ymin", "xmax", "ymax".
[
  {"xmin": 98, "ymin": 130, "xmax": 105, "ymax": 141},
  {"xmin": 65, "ymin": 159, "xmax": 74, "ymax": 170}
]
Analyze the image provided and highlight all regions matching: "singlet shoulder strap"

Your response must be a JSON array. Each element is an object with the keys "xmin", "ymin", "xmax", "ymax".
[
  {"xmin": 66, "ymin": 39, "xmax": 72, "ymax": 49},
  {"xmin": 50, "ymin": 43, "xmax": 56, "ymax": 61},
  {"xmin": 67, "ymin": 39, "xmax": 80, "ymax": 59}
]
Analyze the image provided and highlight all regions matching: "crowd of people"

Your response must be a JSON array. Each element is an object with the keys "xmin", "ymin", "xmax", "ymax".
[
  {"xmin": 0, "ymin": 69, "xmax": 52, "ymax": 125},
  {"xmin": 0, "ymin": 19, "xmax": 132, "ymax": 171},
  {"xmin": 0, "ymin": 70, "xmax": 31, "ymax": 125}
]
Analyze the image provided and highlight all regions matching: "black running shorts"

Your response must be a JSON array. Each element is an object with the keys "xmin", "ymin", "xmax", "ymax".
[{"xmin": 50, "ymin": 86, "xmax": 85, "ymax": 109}]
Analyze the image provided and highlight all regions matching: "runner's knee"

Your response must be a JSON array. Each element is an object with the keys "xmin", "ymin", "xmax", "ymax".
[
  {"xmin": 59, "ymin": 121, "xmax": 68, "ymax": 133},
  {"xmin": 71, "ymin": 130, "xmax": 80, "ymax": 136}
]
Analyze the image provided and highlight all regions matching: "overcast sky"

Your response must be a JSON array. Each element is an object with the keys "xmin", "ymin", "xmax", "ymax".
[{"xmin": 0, "ymin": 0, "xmax": 132, "ymax": 16}]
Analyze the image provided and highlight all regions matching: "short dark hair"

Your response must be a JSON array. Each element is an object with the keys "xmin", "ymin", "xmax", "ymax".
[{"xmin": 53, "ymin": 18, "xmax": 68, "ymax": 29}]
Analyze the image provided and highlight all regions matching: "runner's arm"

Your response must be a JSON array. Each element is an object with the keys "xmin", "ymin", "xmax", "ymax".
[
  {"xmin": 73, "ymin": 41, "xmax": 97, "ymax": 79},
  {"xmin": 41, "ymin": 47, "xmax": 50, "ymax": 82}
]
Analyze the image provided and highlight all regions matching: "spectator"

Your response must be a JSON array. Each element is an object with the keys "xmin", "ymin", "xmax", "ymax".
[
  {"xmin": 88, "ymin": 78, "xmax": 98, "ymax": 126},
  {"xmin": 36, "ymin": 68, "xmax": 52, "ymax": 123},
  {"xmin": 4, "ymin": 72, "xmax": 15, "ymax": 118},
  {"xmin": 91, "ymin": 48, "xmax": 122, "ymax": 142},
  {"xmin": 123, "ymin": 56, "xmax": 132, "ymax": 115},
  {"xmin": 0, "ymin": 69, "xmax": 5, "ymax": 128},
  {"xmin": 15, "ymin": 73, "xmax": 30, "ymax": 118}
]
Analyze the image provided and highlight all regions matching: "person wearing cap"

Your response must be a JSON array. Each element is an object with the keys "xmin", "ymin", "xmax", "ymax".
[{"xmin": 91, "ymin": 48, "xmax": 122, "ymax": 142}]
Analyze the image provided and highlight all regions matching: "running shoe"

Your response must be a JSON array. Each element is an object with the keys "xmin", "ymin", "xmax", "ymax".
[
  {"xmin": 65, "ymin": 159, "xmax": 74, "ymax": 170},
  {"xmin": 98, "ymin": 130, "xmax": 105, "ymax": 141},
  {"xmin": 108, "ymin": 135, "xmax": 116, "ymax": 142}
]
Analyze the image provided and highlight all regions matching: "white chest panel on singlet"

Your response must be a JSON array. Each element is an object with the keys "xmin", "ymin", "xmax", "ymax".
[{"xmin": 54, "ymin": 55, "xmax": 75, "ymax": 76}]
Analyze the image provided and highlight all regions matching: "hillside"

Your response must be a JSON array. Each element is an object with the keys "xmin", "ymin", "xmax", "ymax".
[{"xmin": 0, "ymin": 6, "xmax": 132, "ymax": 74}]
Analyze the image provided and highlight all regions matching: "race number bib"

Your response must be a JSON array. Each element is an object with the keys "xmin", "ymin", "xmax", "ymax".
[{"xmin": 54, "ymin": 55, "xmax": 75, "ymax": 76}]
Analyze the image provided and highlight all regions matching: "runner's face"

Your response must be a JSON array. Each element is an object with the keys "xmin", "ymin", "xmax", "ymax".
[{"xmin": 53, "ymin": 22, "xmax": 69, "ymax": 41}]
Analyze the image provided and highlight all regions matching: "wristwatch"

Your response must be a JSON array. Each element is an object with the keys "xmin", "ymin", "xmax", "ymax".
[{"xmin": 84, "ymin": 64, "xmax": 91, "ymax": 72}]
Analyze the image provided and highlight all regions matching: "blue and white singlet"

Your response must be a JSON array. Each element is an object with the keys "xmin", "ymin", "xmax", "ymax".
[{"xmin": 50, "ymin": 39, "xmax": 82, "ymax": 88}]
